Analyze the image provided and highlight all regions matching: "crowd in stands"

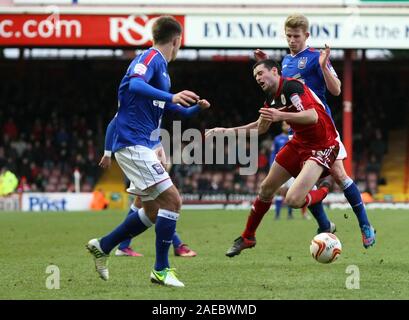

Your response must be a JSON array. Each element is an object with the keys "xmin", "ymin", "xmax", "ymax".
[
  {"xmin": 0, "ymin": 58, "xmax": 404, "ymax": 198},
  {"xmin": 0, "ymin": 60, "xmax": 115, "ymax": 192}
]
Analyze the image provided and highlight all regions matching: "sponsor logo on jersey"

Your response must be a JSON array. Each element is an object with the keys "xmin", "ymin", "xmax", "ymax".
[
  {"xmin": 134, "ymin": 63, "xmax": 147, "ymax": 75},
  {"xmin": 280, "ymin": 94, "xmax": 286, "ymax": 105},
  {"xmin": 153, "ymin": 100, "xmax": 166, "ymax": 109},
  {"xmin": 290, "ymin": 93, "xmax": 304, "ymax": 111},
  {"xmin": 298, "ymin": 57, "xmax": 308, "ymax": 69}
]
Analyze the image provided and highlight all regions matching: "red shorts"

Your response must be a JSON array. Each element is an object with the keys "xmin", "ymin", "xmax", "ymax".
[{"xmin": 275, "ymin": 140, "xmax": 339, "ymax": 178}]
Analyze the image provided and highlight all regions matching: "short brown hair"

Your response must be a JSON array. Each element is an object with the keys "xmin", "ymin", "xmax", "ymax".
[
  {"xmin": 253, "ymin": 59, "xmax": 282, "ymax": 75},
  {"xmin": 152, "ymin": 16, "xmax": 182, "ymax": 45},
  {"xmin": 284, "ymin": 14, "xmax": 309, "ymax": 33}
]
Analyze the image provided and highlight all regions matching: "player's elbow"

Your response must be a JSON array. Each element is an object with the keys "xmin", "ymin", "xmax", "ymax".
[
  {"xmin": 258, "ymin": 126, "xmax": 268, "ymax": 135},
  {"xmin": 330, "ymin": 81, "xmax": 342, "ymax": 96},
  {"xmin": 257, "ymin": 120, "xmax": 271, "ymax": 135},
  {"xmin": 129, "ymin": 77, "xmax": 143, "ymax": 93},
  {"xmin": 331, "ymin": 87, "xmax": 341, "ymax": 96},
  {"xmin": 308, "ymin": 110, "xmax": 318, "ymax": 124}
]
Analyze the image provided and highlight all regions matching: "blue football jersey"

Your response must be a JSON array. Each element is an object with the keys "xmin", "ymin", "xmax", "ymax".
[
  {"xmin": 269, "ymin": 133, "xmax": 289, "ymax": 166},
  {"xmin": 113, "ymin": 48, "xmax": 171, "ymax": 152},
  {"xmin": 281, "ymin": 47, "xmax": 338, "ymax": 119}
]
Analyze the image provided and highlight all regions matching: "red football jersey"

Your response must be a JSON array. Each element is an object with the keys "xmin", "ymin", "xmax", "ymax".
[{"xmin": 265, "ymin": 77, "xmax": 337, "ymax": 150}]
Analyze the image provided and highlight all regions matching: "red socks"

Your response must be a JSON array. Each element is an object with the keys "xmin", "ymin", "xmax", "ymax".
[
  {"xmin": 242, "ymin": 197, "xmax": 272, "ymax": 239},
  {"xmin": 304, "ymin": 187, "xmax": 329, "ymax": 207},
  {"xmin": 241, "ymin": 187, "xmax": 328, "ymax": 239}
]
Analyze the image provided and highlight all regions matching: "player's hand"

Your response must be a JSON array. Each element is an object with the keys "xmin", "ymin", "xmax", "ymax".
[
  {"xmin": 173, "ymin": 90, "xmax": 200, "ymax": 107},
  {"xmin": 197, "ymin": 99, "xmax": 211, "ymax": 109},
  {"xmin": 205, "ymin": 127, "xmax": 226, "ymax": 138},
  {"xmin": 259, "ymin": 108, "xmax": 283, "ymax": 122},
  {"xmin": 319, "ymin": 44, "xmax": 331, "ymax": 69},
  {"xmin": 254, "ymin": 49, "xmax": 269, "ymax": 61},
  {"xmin": 99, "ymin": 156, "xmax": 112, "ymax": 169}
]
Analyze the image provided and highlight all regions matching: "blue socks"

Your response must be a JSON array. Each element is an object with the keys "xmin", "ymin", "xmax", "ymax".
[
  {"xmin": 308, "ymin": 177, "xmax": 371, "ymax": 231},
  {"xmin": 342, "ymin": 178, "xmax": 370, "ymax": 228},
  {"xmin": 308, "ymin": 202, "xmax": 331, "ymax": 231},
  {"xmin": 118, "ymin": 206, "xmax": 137, "ymax": 250},
  {"xmin": 276, "ymin": 196, "xmax": 293, "ymax": 219},
  {"xmin": 287, "ymin": 207, "xmax": 293, "ymax": 219},
  {"xmin": 275, "ymin": 196, "xmax": 283, "ymax": 219},
  {"xmin": 155, "ymin": 209, "xmax": 179, "ymax": 271},
  {"xmin": 172, "ymin": 232, "xmax": 182, "ymax": 249},
  {"xmin": 100, "ymin": 207, "xmax": 153, "ymax": 254}
]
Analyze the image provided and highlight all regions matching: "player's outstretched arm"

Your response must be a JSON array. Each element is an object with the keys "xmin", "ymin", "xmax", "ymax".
[
  {"xmin": 129, "ymin": 77, "xmax": 200, "ymax": 106},
  {"xmin": 166, "ymin": 99, "xmax": 210, "ymax": 118},
  {"xmin": 259, "ymin": 107, "xmax": 318, "ymax": 125},
  {"xmin": 172, "ymin": 90, "xmax": 200, "ymax": 106},
  {"xmin": 129, "ymin": 77, "xmax": 173, "ymax": 102},
  {"xmin": 197, "ymin": 99, "xmax": 211, "ymax": 110},
  {"xmin": 319, "ymin": 44, "xmax": 341, "ymax": 96},
  {"xmin": 205, "ymin": 119, "xmax": 263, "ymax": 139},
  {"xmin": 257, "ymin": 116, "xmax": 272, "ymax": 134},
  {"xmin": 204, "ymin": 127, "xmax": 226, "ymax": 138}
]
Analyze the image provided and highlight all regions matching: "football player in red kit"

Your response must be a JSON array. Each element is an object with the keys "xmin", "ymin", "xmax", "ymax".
[{"xmin": 207, "ymin": 59, "xmax": 339, "ymax": 257}]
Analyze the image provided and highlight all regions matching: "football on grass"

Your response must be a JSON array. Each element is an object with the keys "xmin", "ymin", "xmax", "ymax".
[{"xmin": 310, "ymin": 233, "xmax": 342, "ymax": 264}]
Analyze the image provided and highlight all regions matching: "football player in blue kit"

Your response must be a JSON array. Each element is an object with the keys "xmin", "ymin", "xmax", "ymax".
[
  {"xmin": 86, "ymin": 16, "xmax": 210, "ymax": 287},
  {"xmin": 98, "ymin": 99, "xmax": 210, "ymax": 258},
  {"xmin": 254, "ymin": 13, "xmax": 375, "ymax": 248}
]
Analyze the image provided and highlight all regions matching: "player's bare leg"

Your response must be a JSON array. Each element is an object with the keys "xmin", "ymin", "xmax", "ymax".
[
  {"xmin": 285, "ymin": 160, "xmax": 326, "ymax": 208},
  {"xmin": 226, "ymin": 162, "xmax": 291, "ymax": 257},
  {"xmin": 286, "ymin": 160, "xmax": 335, "ymax": 233},
  {"xmin": 142, "ymin": 199, "xmax": 160, "ymax": 223}
]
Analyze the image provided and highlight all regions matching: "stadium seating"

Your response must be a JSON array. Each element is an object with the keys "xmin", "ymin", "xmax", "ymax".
[{"xmin": 0, "ymin": 59, "xmax": 402, "ymax": 198}]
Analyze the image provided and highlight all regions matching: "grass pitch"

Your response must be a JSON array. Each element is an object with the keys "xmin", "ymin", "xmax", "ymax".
[{"xmin": 1, "ymin": 209, "xmax": 409, "ymax": 300}]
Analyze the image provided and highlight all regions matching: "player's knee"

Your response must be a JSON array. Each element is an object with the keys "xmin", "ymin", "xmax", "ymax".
[
  {"xmin": 331, "ymin": 161, "xmax": 349, "ymax": 186},
  {"xmin": 156, "ymin": 185, "xmax": 182, "ymax": 212},
  {"xmin": 163, "ymin": 193, "xmax": 182, "ymax": 212},
  {"xmin": 145, "ymin": 210, "xmax": 157, "ymax": 223},
  {"xmin": 259, "ymin": 181, "xmax": 275, "ymax": 200},
  {"xmin": 133, "ymin": 196, "xmax": 142, "ymax": 209},
  {"xmin": 285, "ymin": 194, "xmax": 304, "ymax": 208},
  {"xmin": 174, "ymin": 194, "xmax": 182, "ymax": 212}
]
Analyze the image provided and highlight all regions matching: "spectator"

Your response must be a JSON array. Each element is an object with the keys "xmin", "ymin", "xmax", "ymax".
[{"xmin": 0, "ymin": 166, "xmax": 18, "ymax": 196}]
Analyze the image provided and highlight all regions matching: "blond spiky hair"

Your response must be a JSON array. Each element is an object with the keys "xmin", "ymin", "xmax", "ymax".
[{"xmin": 284, "ymin": 14, "xmax": 309, "ymax": 33}]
